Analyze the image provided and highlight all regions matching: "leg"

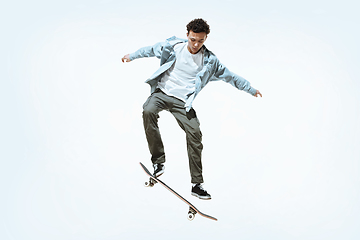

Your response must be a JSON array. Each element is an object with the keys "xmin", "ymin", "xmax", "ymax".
[
  {"xmin": 142, "ymin": 91, "xmax": 168, "ymax": 165},
  {"xmin": 170, "ymin": 103, "xmax": 204, "ymax": 184}
]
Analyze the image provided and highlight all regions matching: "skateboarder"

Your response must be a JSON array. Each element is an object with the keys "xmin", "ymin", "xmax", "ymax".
[{"xmin": 122, "ymin": 18, "xmax": 262, "ymax": 200}]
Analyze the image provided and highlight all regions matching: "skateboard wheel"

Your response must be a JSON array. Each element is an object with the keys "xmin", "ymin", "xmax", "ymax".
[
  {"xmin": 144, "ymin": 181, "xmax": 154, "ymax": 187},
  {"xmin": 188, "ymin": 207, "xmax": 196, "ymax": 221}
]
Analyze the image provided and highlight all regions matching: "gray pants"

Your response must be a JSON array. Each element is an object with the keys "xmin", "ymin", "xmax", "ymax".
[{"xmin": 142, "ymin": 89, "xmax": 204, "ymax": 183}]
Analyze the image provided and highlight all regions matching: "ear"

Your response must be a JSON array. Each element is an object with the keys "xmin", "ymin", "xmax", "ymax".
[{"xmin": 186, "ymin": 32, "xmax": 189, "ymax": 37}]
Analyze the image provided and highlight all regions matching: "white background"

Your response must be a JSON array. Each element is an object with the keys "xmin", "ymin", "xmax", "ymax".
[{"xmin": 1, "ymin": 0, "xmax": 360, "ymax": 239}]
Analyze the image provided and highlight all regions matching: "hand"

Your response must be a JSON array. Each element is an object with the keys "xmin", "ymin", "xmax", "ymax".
[
  {"xmin": 122, "ymin": 54, "xmax": 131, "ymax": 63},
  {"xmin": 254, "ymin": 90, "xmax": 262, "ymax": 97}
]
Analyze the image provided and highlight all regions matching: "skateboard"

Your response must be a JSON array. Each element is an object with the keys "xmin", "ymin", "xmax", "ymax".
[{"xmin": 139, "ymin": 162, "xmax": 217, "ymax": 221}]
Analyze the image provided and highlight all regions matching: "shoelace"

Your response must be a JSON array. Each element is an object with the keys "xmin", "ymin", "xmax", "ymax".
[{"xmin": 197, "ymin": 184, "xmax": 207, "ymax": 193}]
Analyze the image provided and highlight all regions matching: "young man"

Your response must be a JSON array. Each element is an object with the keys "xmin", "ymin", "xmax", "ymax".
[{"xmin": 122, "ymin": 18, "xmax": 262, "ymax": 200}]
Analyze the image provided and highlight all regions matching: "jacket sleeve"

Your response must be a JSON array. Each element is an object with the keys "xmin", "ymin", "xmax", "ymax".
[
  {"xmin": 212, "ymin": 60, "xmax": 257, "ymax": 96},
  {"xmin": 129, "ymin": 41, "xmax": 165, "ymax": 61}
]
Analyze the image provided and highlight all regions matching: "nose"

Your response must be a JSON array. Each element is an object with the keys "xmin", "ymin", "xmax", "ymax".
[{"xmin": 194, "ymin": 43, "xmax": 198, "ymax": 47}]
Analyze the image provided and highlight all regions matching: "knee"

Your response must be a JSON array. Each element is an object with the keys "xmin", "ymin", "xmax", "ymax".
[
  {"xmin": 143, "ymin": 106, "xmax": 155, "ymax": 117},
  {"xmin": 142, "ymin": 106, "xmax": 159, "ymax": 121}
]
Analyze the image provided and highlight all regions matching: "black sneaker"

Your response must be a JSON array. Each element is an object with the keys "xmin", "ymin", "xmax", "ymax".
[
  {"xmin": 153, "ymin": 163, "xmax": 165, "ymax": 178},
  {"xmin": 191, "ymin": 184, "xmax": 211, "ymax": 200}
]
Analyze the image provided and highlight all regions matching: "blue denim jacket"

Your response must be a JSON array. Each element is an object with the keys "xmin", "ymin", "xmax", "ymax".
[{"xmin": 129, "ymin": 36, "xmax": 257, "ymax": 111}]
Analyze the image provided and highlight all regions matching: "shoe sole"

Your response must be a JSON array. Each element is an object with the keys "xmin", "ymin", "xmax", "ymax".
[{"xmin": 191, "ymin": 192, "xmax": 211, "ymax": 200}]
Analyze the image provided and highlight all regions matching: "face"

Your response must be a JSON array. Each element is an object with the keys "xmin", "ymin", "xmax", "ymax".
[{"xmin": 186, "ymin": 30, "xmax": 207, "ymax": 54}]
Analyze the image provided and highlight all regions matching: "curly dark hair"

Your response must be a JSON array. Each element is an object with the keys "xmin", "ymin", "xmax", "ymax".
[{"xmin": 186, "ymin": 18, "xmax": 210, "ymax": 35}]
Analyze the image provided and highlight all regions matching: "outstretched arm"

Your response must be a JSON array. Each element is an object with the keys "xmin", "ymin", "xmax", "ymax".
[
  {"xmin": 210, "ymin": 58, "xmax": 262, "ymax": 98},
  {"xmin": 122, "ymin": 41, "xmax": 165, "ymax": 63},
  {"xmin": 213, "ymin": 60, "xmax": 260, "ymax": 97}
]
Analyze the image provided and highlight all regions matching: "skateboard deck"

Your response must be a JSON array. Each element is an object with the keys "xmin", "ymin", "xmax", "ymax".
[{"xmin": 139, "ymin": 162, "xmax": 217, "ymax": 221}]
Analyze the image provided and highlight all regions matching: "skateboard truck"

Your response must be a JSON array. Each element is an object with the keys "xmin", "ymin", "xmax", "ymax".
[{"xmin": 144, "ymin": 177, "xmax": 157, "ymax": 187}]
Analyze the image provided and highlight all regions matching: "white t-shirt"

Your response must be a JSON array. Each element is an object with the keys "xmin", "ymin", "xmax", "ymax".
[{"xmin": 158, "ymin": 42, "xmax": 204, "ymax": 102}]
